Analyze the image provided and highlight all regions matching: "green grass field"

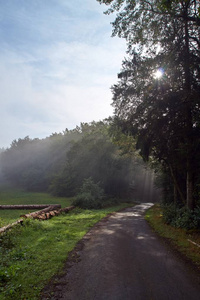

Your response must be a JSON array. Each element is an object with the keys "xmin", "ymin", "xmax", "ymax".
[
  {"xmin": 0, "ymin": 186, "xmax": 73, "ymax": 227},
  {"xmin": 0, "ymin": 186, "xmax": 134, "ymax": 299}
]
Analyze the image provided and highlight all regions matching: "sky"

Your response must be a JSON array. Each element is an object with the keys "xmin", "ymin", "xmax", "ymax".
[{"xmin": 0, "ymin": 0, "xmax": 126, "ymax": 148}]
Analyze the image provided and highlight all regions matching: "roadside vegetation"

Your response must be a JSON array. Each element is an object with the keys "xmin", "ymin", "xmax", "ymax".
[
  {"xmin": 145, "ymin": 205, "xmax": 200, "ymax": 271},
  {"xmin": 0, "ymin": 194, "xmax": 134, "ymax": 300}
]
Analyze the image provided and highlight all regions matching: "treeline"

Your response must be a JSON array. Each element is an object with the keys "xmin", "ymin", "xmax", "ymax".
[{"xmin": 0, "ymin": 120, "xmax": 149, "ymax": 201}]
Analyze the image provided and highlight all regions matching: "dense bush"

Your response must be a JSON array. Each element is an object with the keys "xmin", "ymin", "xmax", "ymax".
[
  {"xmin": 72, "ymin": 178, "xmax": 105, "ymax": 209},
  {"xmin": 162, "ymin": 203, "xmax": 200, "ymax": 230},
  {"xmin": 162, "ymin": 203, "xmax": 177, "ymax": 225}
]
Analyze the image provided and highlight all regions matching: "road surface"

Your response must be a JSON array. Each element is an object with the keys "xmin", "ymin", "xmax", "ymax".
[{"xmin": 42, "ymin": 203, "xmax": 200, "ymax": 300}]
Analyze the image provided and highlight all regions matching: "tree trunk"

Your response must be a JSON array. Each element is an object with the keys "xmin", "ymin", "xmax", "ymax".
[
  {"xmin": 186, "ymin": 159, "xmax": 194, "ymax": 210},
  {"xmin": 0, "ymin": 219, "xmax": 23, "ymax": 234},
  {"xmin": 0, "ymin": 204, "xmax": 61, "ymax": 210},
  {"xmin": 169, "ymin": 165, "xmax": 186, "ymax": 204},
  {"xmin": 183, "ymin": 4, "xmax": 195, "ymax": 210},
  {"xmin": 173, "ymin": 184, "xmax": 178, "ymax": 203}
]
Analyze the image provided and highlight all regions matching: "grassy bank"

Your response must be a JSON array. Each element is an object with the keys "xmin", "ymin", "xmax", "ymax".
[
  {"xmin": 145, "ymin": 204, "xmax": 200, "ymax": 271},
  {"xmin": 0, "ymin": 202, "xmax": 134, "ymax": 300}
]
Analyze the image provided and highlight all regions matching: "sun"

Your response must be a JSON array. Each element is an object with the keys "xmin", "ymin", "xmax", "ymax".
[{"xmin": 153, "ymin": 68, "xmax": 164, "ymax": 79}]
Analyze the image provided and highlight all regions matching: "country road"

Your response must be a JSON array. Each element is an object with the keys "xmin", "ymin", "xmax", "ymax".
[{"xmin": 42, "ymin": 203, "xmax": 200, "ymax": 300}]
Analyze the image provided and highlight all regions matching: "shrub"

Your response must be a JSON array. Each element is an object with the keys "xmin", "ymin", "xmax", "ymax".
[
  {"xmin": 72, "ymin": 178, "xmax": 105, "ymax": 209},
  {"xmin": 193, "ymin": 206, "xmax": 200, "ymax": 228},
  {"xmin": 174, "ymin": 207, "xmax": 195, "ymax": 229},
  {"xmin": 162, "ymin": 203, "xmax": 200, "ymax": 230},
  {"xmin": 162, "ymin": 203, "xmax": 177, "ymax": 225},
  {"xmin": 73, "ymin": 192, "xmax": 101, "ymax": 209}
]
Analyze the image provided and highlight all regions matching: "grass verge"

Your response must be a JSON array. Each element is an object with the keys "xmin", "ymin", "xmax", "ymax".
[
  {"xmin": 145, "ymin": 204, "xmax": 200, "ymax": 271},
  {"xmin": 0, "ymin": 202, "xmax": 134, "ymax": 300}
]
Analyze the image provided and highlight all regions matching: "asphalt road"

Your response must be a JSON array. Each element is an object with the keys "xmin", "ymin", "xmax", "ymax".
[{"xmin": 43, "ymin": 203, "xmax": 200, "ymax": 300}]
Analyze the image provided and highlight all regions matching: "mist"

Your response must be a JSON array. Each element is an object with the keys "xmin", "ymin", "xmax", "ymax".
[
  {"xmin": 132, "ymin": 165, "xmax": 161, "ymax": 203},
  {"xmin": 0, "ymin": 121, "xmax": 161, "ymax": 203}
]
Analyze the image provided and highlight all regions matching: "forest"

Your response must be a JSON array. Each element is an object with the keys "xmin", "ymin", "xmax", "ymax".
[{"xmin": 0, "ymin": 120, "xmax": 156, "ymax": 209}]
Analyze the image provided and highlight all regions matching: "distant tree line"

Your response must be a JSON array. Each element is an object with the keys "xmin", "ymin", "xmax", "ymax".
[{"xmin": 0, "ymin": 120, "xmax": 148, "ymax": 202}]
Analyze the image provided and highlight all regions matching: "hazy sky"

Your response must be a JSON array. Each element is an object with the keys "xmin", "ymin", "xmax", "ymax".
[{"xmin": 0, "ymin": 0, "xmax": 126, "ymax": 148}]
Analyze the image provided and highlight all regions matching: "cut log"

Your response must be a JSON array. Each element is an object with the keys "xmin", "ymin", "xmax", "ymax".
[
  {"xmin": 53, "ymin": 210, "xmax": 60, "ymax": 216},
  {"xmin": 49, "ymin": 211, "xmax": 56, "ymax": 217},
  {"xmin": 59, "ymin": 206, "xmax": 75, "ymax": 213},
  {"xmin": 0, "ymin": 205, "xmax": 75, "ymax": 234},
  {"xmin": 20, "ymin": 205, "xmax": 61, "ymax": 218},
  {"xmin": 20, "ymin": 205, "xmax": 75, "ymax": 220},
  {"xmin": 0, "ymin": 204, "xmax": 61, "ymax": 210},
  {"xmin": 23, "ymin": 205, "xmax": 76, "ymax": 220},
  {"xmin": 0, "ymin": 219, "xmax": 23, "ymax": 234},
  {"xmin": 38, "ymin": 214, "xmax": 47, "ymax": 220}
]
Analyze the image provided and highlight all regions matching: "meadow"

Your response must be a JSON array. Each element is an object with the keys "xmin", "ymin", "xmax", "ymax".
[{"xmin": 0, "ymin": 186, "xmax": 73, "ymax": 227}]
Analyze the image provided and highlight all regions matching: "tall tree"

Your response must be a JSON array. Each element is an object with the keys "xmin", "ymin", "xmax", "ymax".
[{"xmin": 97, "ymin": 0, "xmax": 200, "ymax": 209}]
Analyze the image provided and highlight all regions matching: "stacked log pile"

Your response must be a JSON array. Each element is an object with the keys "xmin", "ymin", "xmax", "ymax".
[
  {"xmin": 0, "ymin": 205, "xmax": 75, "ymax": 234},
  {"xmin": 20, "ymin": 205, "xmax": 75, "ymax": 220}
]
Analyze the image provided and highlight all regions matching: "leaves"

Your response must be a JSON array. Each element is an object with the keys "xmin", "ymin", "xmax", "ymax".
[{"xmin": 101, "ymin": 0, "xmax": 200, "ymax": 208}]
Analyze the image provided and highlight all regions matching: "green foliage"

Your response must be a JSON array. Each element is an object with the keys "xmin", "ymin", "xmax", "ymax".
[
  {"xmin": 73, "ymin": 178, "xmax": 105, "ymax": 209},
  {"xmin": 49, "ymin": 172, "xmax": 76, "ymax": 197},
  {"xmin": 50, "ymin": 121, "xmax": 135, "ymax": 199},
  {"xmin": 162, "ymin": 203, "xmax": 179, "ymax": 225},
  {"xmin": 162, "ymin": 203, "xmax": 200, "ymax": 229},
  {"xmin": 99, "ymin": 0, "xmax": 200, "ymax": 210},
  {"xmin": 73, "ymin": 192, "xmax": 101, "ymax": 210},
  {"xmin": 0, "ymin": 198, "xmax": 133, "ymax": 299}
]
